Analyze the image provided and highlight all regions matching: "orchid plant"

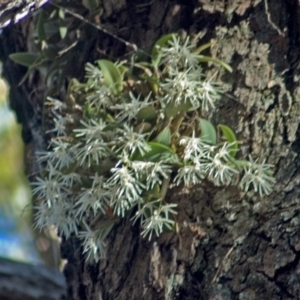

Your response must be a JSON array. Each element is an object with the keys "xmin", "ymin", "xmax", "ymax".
[{"xmin": 31, "ymin": 34, "xmax": 275, "ymax": 262}]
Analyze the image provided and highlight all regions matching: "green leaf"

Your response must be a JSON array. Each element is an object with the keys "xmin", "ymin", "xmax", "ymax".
[
  {"xmin": 199, "ymin": 118, "xmax": 217, "ymax": 145},
  {"xmin": 9, "ymin": 53, "xmax": 40, "ymax": 67},
  {"xmin": 143, "ymin": 184, "xmax": 161, "ymax": 201},
  {"xmin": 58, "ymin": 9, "xmax": 67, "ymax": 39},
  {"xmin": 232, "ymin": 160, "xmax": 250, "ymax": 169},
  {"xmin": 82, "ymin": 0, "xmax": 99, "ymax": 11},
  {"xmin": 36, "ymin": 11, "xmax": 47, "ymax": 43},
  {"xmin": 133, "ymin": 142, "xmax": 175, "ymax": 162},
  {"xmin": 218, "ymin": 124, "xmax": 238, "ymax": 157},
  {"xmin": 136, "ymin": 106, "xmax": 157, "ymax": 122},
  {"xmin": 198, "ymin": 55, "xmax": 232, "ymax": 72},
  {"xmin": 141, "ymin": 75, "xmax": 159, "ymax": 94},
  {"xmin": 116, "ymin": 64, "xmax": 128, "ymax": 79},
  {"xmin": 58, "ymin": 8, "xmax": 65, "ymax": 19},
  {"xmin": 97, "ymin": 59, "xmax": 123, "ymax": 94},
  {"xmin": 59, "ymin": 24, "xmax": 68, "ymax": 39},
  {"xmin": 164, "ymin": 100, "xmax": 193, "ymax": 118},
  {"xmin": 151, "ymin": 33, "xmax": 176, "ymax": 68},
  {"xmin": 154, "ymin": 127, "xmax": 171, "ymax": 146},
  {"xmin": 67, "ymin": 78, "xmax": 82, "ymax": 92},
  {"xmin": 192, "ymin": 42, "xmax": 212, "ymax": 54}
]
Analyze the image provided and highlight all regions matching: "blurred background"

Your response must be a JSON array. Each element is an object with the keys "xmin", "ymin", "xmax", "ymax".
[{"xmin": 0, "ymin": 74, "xmax": 41, "ymax": 265}]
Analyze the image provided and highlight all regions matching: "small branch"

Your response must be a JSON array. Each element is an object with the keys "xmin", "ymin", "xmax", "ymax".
[
  {"xmin": 211, "ymin": 245, "xmax": 234, "ymax": 283},
  {"xmin": 51, "ymin": 3, "xmax": 139, "ymax": 53},
  {"xmin": 264, "ymin": 0, "xmax": 285, "ymax": 37}
]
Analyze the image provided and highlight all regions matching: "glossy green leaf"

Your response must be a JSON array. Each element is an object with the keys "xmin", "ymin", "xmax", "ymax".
[
  {"xmin": 9, "ymin": 53, "xmax": 40, "ymax": 67},
  {"xmin": 97, "ymin": 59, "xmax": 123, "ymax": 94},
  {"xmin": 151, "ymin": 33, "xmax": 176, "ymax": 68},
  {"xmin": 154, "ymin": 127, "xmax": 171, "ymax": 146},
  {"xmin": 199, "ymin": 118, "xmax": 217, "ymax": 145},
  {"xmin": 218, "ymin": 124, "xmax": 238, "ymax": 157}
]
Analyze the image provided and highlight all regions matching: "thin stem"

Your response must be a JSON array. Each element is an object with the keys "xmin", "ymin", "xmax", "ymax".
[
  {"xmin": 159, "ymin": 176, "xmax": 171, "ymax": 200},
  {"xmin": 171, "ymin": 111, "xmax": 185, "ymax": 136}
]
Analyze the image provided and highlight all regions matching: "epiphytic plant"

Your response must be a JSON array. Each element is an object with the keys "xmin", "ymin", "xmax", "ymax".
[{"xmin": 32, "ymin": 34, "xmax": 275, "ymax": 262}]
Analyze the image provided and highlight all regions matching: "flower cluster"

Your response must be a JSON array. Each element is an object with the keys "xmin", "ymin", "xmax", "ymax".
[{"xmin": 32, "ymin": 34, "xmax": 275, "ymax": 262}]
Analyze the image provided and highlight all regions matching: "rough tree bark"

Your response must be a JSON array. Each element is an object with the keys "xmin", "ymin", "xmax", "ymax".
[{"xmin": 1, "ymin": 0, "xmax": 300, "ymax": 299}]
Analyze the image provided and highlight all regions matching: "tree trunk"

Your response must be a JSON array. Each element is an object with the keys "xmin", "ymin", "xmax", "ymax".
[{"xmin": 2, "ymin": 0, "xmax": 300, "ymax": 299}]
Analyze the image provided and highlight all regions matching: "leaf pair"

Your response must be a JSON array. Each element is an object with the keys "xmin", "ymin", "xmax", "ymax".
[
  {"xmin": 97, "ymin": 60, "xmax": 123, "ymax": 95},
  {"xmin": 199, "ymin": 118, "xmax": 238, "ymax": 157}
]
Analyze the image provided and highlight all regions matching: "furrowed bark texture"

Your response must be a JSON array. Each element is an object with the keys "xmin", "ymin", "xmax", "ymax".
[
  {"xmin": 61, "ymin": 1, "xmax": 300, "ymax": 299},
  {"xmin": 2, "ymin": 0, "xmax": 300, "ymax": 299}
]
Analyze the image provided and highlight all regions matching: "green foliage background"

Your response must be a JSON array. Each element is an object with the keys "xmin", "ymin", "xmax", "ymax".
[{"xmin": 0, "ymin": 77, "xmax": 36, "ymax": 264}]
